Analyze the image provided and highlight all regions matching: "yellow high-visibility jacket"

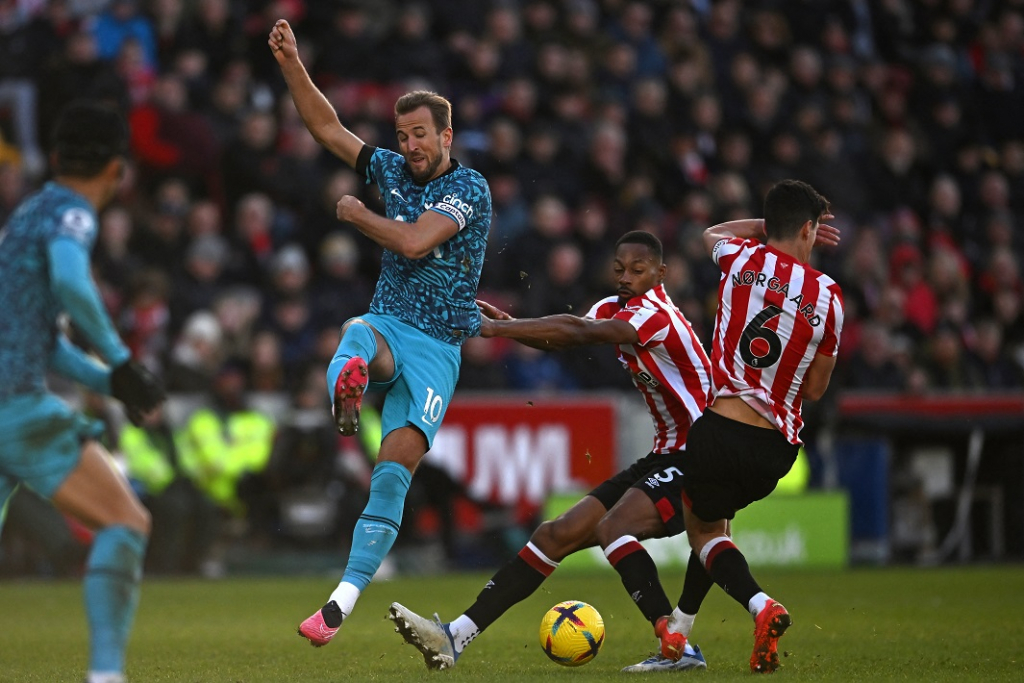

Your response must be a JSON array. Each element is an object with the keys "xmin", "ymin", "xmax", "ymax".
[
  {"xmin": 120, "ymin": 423, "xmax": 183, "ymax": 496},
  {"xmin": 178, "ymin": 408, "xmax": 275, "ymax": 514}
]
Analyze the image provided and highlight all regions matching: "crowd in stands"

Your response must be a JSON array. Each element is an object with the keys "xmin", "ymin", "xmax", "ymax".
[{"xmin": 2, "ymin": 0, "xmax": 1024, "ymax": 573}]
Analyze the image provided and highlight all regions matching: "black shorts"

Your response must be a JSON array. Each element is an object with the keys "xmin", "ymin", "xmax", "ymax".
[
  {"xmin": 588, "ymin": 450, "xmax": 689, "ymax": 537},
  {"xmin": 680, "ymin": 409, "xmax": 799, "ymax": 522}
]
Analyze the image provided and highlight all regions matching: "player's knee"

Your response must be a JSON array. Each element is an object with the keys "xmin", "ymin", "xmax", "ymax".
[
  {"xmin": 123, "ymin": 504, "xmax": 151, "ymax": 537},
  {"xmin": 530, "ymin": 519, "xmax": 567, "ymax": 555}
]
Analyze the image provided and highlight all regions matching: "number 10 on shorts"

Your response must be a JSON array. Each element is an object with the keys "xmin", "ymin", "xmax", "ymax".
[{"xmin": 422, "ymin": 387, "xmax": 444, "ymax": 424}]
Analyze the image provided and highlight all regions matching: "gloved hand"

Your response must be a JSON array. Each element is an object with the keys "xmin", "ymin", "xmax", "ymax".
[{"xmin": 111, "ymin": 360, "xmax": 166, "ymax": 426}]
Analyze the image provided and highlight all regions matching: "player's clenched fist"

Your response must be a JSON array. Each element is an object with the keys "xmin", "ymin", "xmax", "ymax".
[
  {"xmin": 268, "ymin": 19, "xmax": 298, "ymax": 63},
  {"xmin": 336, "ymin": 195, "xmax": 366, "ymax": 222}
]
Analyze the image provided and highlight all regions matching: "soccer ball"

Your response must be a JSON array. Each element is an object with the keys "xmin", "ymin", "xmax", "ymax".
[{"xmin": 538, "ymin": 600, "xmax": 605, "ymax": 666}]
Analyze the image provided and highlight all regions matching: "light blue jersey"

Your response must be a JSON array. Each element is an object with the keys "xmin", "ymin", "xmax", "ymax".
[
  {"xmin": 0, "ymin": 182, "xmax": 126, "ymax": 399},
  {"xmin": 358, "ymin": 146, "xmax": 491, "ymax": 346},
  {"xmin": 0, "ymin": 181, "xmax": 128, "ymax": 498}
]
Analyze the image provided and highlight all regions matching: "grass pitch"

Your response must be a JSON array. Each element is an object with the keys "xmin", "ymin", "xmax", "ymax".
[{"xmin": 1, "ymin": 565, "xmax": 1021, "ymax": 682}]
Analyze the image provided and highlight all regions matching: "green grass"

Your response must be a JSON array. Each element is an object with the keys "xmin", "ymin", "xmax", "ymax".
[{"xmin": 1, "ymin": 566, "xmax": 1022, "ymax": 682}]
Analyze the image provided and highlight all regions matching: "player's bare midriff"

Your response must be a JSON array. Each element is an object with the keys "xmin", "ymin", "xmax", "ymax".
[{"xmin": 708, "ymin": 396, "xmax": 776, "ymax": 430}]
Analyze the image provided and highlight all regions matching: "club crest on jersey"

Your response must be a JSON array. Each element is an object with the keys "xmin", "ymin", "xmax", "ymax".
[{"xmin": 60, "ymin": 208, "xmax": 94, "ymax": 242}]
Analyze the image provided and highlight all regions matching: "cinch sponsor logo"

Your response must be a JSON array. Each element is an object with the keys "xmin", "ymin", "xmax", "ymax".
[{"xmin": 441, "ymin": 194, "xmax": 474, "ymax": 217}]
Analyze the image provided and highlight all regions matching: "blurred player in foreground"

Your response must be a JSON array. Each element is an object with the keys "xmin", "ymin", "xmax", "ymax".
[
  {"xmin": 269, "ymin": 20, "xmax": 492, "ymax": 646},
  {"xmin": 604, "ymin": 180, "xmax": 843, "ymax": 673},
  {"xmin": 388, "ymin": 231, "xmax": 711, "ymax": 671},
  {"xmin": 0, "ymin": 101, "xmax": 166, "ymax": 683}
]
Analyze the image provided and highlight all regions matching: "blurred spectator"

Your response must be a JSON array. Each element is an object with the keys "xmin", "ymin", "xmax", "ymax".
[
  {"xmin": 967, "ymin": 319, "xmax": 1024, "ymax": 389},
  {"xmin": 311, "ymin": 232, "xmax": 371, "ymax": 329},
  {"xmin": 266, "ymin": 243, "xmax": 310, "ymax": 303},
  {"xmin": 248, "ymin": 329, "xmax": 285, "ymax": 393},
  {"xmin": 94, "ymin": 204, "xmax": 144, "ymax": 291},
  {"xmin": 521, "ymin": 241, "xmax": 589, "ymax": 318},
  {"xmin": 178, "ymin": 359, "xmax": 276, "ymax": 517},
  {"xmin": 91, "ymin": 0, "xmax": 157, "ymax": 69},
  {"xmin": 229, "ymin": 192, "xmax": 286, "ymax": 284},
  {"xmin": 37, "ymin": 30, "xmax": 128, "ymax": 145},
  {"xmin": 119, "ymin": 268, "xmax": 171, "ymax": 370},
  {"xmin": 503, "ymin": 343, "xmax": 578, "ymax": 392},
  {"xmin": 841, "ymin": 322, "xmax": 906, "ymax": 391},
  {"xmin": 129, "ymin": 72, "xmax": 220, "ymax": 194},
  {"xmin": 121, "ymin": 403, "xmax": 218, "ymax": 575},
  {"xmin": 166, "ymin": 310, "xmax": 222, "ymax": 393},
  {"xmin": 131, "ymin": 176, "xmax": 190, "ymax": 272},
  {"xmin": 171, "ymin": 234, "xmax": 232, "ymax": 328},
  {"xmin": 261, "ymin": 294, "xmax": 316, "ymax": 375},
  {"xmin": 889, "ymin": 244, "xmax": 939, "ymax": 336},
  {"xmin": 212, "ymin": 286, "xmax": 262, "ymax": 360},
  {"xmin": 220, "ymin": 110, "xmax": 280, "ymax": 209},
  {"xmin": 0, "ymin": 1, "xmax": 47, "ymax": 178},
  {"xmin": 178, "ymin": 0, "xmax": 245, "ymax": 77},
  {"xmin": 922, "ymin": 323, "xmax": 981, "ymax": 391},
  {"xmin": 504, "ymin": 194, "xmax": 573, "ymax": 293},
  {"xmin": 383, "ymin": 3, "xmax": 444, "ymax": 85}
]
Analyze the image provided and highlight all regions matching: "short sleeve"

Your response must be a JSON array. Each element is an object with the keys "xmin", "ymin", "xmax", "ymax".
[
  {"xmin": 817, "ymin": 289, "xmax": 845, "ymax": 357},
  {"xmin": 364, "ymin": 146, "xmax": 394, "ymax": 186},
  {"xmin": 429, "ymin": 171, "xmax": 489, "ymax": 231},
  {"xmin": 613, "ymin": 304, "xmax": 669, "ymax": 347},
  {"xmin": 355, "ymin": 144, "xmax": 376, "ymax": 181},
  {"xmin": 54, "ymin": 206, "xmax": 97, "ymax": 249},
  {"xmin": 713, "ymin": 237, "xmax": 749, "ymax": 270}
]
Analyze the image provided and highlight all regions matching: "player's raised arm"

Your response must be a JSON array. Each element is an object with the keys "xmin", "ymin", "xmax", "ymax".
[
  {"xmin": 478, "ymin": 310, "xmax": 639, "ymax": 350},
  {"xmin": 702, "ymin": 219, "xmax": 766, "ymax": 258},
  {"xmin": 269, "ymin": 19, "xmax": 364, "ymax": 168}
]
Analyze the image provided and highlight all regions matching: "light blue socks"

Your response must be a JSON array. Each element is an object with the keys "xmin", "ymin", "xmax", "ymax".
[
  {"xmin": 342, "ymin": 461, "xmax": 412, "ymax": 590},
  {"xmin": 326, "ymin": 322, "xmax": 378, "ymax": 403},
  {"xmin": 83, "ymin": 525, "xmax": 147, "ymax": 674}
]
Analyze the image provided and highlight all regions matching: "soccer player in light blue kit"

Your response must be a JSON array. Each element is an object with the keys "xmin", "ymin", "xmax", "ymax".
[
  {"xmin": 0, "ymin": 102, "xmax": 165, "ymax": 683},
  {"xmin": 269, "ymin": 20, "xmax": 492, "ymax": 645}
]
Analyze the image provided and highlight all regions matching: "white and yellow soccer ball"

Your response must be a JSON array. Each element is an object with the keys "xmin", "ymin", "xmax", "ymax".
[{"xmin": 538, "ymin": 600, "xmax": 605, "ymax": 666}]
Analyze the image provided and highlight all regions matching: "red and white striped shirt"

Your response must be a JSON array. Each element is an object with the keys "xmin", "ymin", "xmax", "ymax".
[
  {"xmin": 586, "ymin": 284, "xmax": 711, "ymax": 454},
  {"xmin": 711, "ymin": 238, "xmax": 844, "ymax": 444}
]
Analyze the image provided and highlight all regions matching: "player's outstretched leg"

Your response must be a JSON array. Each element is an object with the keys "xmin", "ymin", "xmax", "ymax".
[
  {"xmin": 388, "ymin": 602, "xmax": 461, "ymax": 670},
  {"xmin": 299, "ymin": 460, "xmax": 412, "ymax": 646},
  {"xmin": 331, "ymin": 356, "xmax": 368, "ymax": 435},
  {"xmin": 750, "ymin": 600, "xmax": 791, "ymax": 673},
  {"xmin": 622, "ymin": 643, "xmax": 708, "ymax": 672},
  {"xmin": 326, "ymin": 320, "xmax": 377, "ymax": 436}
]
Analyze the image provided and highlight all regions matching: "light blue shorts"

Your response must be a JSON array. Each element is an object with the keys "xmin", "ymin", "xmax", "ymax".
[
  {"xmin": 354, "ymin": 314, "xmax": 461, "ymax": 448},
  {"xmin": 0, "ymin": 393, "xmax": 103, "ymax": 516}
]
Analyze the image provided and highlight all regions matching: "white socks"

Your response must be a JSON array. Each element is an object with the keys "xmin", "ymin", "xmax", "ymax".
[
  {"xmin": 447, "ymin": 615, "xmax": 480, "ymax": 653},
  {"xmin": 748, "ymin": 591, "xmax": 770, "ymax": 618},
  {"xmin": 328, "ymin": 581, "xmax": 362, "ymax": 618},
  {"xmin": 86, "ymin": 673, "xmax": 124, "ymax": 683},
  {"xmin": 667, "ymin": 606, "xmax": 696, "ymax": 637}
]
